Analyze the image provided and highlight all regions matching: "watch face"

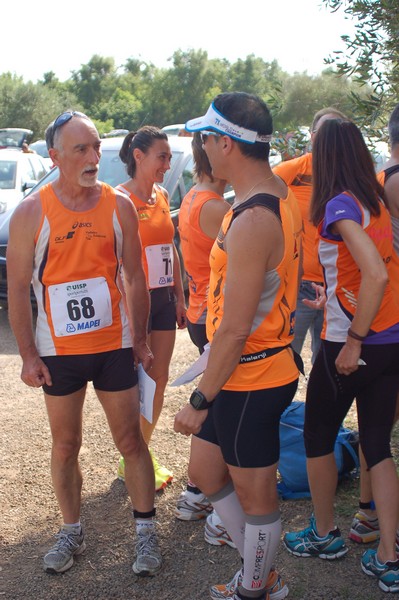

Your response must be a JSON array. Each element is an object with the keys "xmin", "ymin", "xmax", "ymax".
[{"xmin": 190, "ymin": 390, "xmax": 207, "ymax": 410}]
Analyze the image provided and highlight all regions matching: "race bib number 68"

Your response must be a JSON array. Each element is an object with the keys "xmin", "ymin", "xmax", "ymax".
[{"xmin": 48, "ymin": 277, "xmax": 113, "ymax": 337}]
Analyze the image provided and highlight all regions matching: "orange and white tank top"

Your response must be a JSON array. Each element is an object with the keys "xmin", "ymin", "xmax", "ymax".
[
  {"xmin": 178, "ymin": 188, "xmax": 225, "ymax": 324},
  {"xmin": 206, "ymin": 193, "xmax": 300, "ymax": 391},
  {"xmin": 33, "ymin": 183, "xmax": 132, "ymax": 356},
  {"xmin": 274, "ymin": 153, "xmax": 323, "ymax": 282},
  {"xmin": 319, "ymin": 191, "xmax": 399, "ymax": 342},
  {"xmin": 117, "ymin": 184, "xmax": 175, "ymax": 289},
  {"xmin": 378, "ymin": 166, "xmax": 399, "ymax": 256}
]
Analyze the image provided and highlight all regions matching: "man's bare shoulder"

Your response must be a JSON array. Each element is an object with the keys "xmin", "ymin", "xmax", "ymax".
[
  {"xmin": 230, "ymin": 203, "xmax": 283, "ymax": 248},
  {"xmin": 11, "ymin": 191, "xmax": 42, "ymax": 223},
  {"xmin": 115, "ymin": 188, "xmax": 135, "ymax": 213},
  {"xmin": 114, "ymin": 189, "xmax": 139, "ymax": 236}
]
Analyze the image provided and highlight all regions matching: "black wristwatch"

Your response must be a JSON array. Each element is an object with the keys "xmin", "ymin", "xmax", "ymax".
[{"xmin": 189, "ymin": 389, "xmax": 211, "ymax": 411}]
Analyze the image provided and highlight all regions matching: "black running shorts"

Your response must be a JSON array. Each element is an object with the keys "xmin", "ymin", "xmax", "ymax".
[
  {"xmin": 148, "ymin": 286, "xmax": 176, "ymax": 332},
  {"xmin": 41, "ymin": 348, "xmax": 138, "ymax": 396},
  {"xmin": 196, "ymin": 380, "xmax": 298, "ymax": 468}
]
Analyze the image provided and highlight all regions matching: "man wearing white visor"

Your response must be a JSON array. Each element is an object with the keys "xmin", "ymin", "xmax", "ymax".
[{"xmin": 174, "ymin": 92, "xmax": 303, "ymax": 600}]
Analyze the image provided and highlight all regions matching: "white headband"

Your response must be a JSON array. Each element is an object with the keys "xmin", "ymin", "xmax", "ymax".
[{"xmin": 185, "ymin": 103, "xmax": 272, "ymax": 145}]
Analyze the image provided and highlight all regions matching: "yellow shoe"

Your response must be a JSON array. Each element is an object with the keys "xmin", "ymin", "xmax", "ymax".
[
  {"xmin": 155, "ymin": 471, "xmax": 168, "ymax": 492},
  {"xmin": 117, "ymin": 456, "xmax": 125, "ymax": 481},
  {"xmin": 150, "ymin": 449, "xmax": 173, "ymax": 488},
  {"xmin": 118, "ymin": 452, "xmax": 172, "ymax": 491}
]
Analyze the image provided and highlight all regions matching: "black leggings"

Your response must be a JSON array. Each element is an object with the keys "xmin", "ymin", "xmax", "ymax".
[{"xmin": 304, "ymin": 340, "xmax": 399, "ymax": 468}]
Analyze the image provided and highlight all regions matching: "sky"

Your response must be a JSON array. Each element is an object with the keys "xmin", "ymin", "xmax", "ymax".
[{"xmin": 3, "ymin": 0, "xmax": 356, "ymax": 82}]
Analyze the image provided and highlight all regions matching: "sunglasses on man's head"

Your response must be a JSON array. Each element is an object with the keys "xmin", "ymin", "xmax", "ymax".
[
  {"xmin": 200, "ymin": 131, "xmax": 221, "ymax": 145},
  {"xmin": 48, "ymin": 111, "xmax": 88, "ymax": 148}
]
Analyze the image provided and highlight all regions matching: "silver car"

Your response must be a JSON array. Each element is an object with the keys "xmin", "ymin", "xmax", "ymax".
[{"xmin": 0, "ymin": 148, "xmax": 49, "ymax": 214}]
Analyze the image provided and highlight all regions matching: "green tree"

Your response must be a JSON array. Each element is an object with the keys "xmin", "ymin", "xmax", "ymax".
[
  {"xmin": 117, "ymin": 58, "xmax": 159, "ymax": 127},
  {"xmin": 227, "ymin": 56, "xmax": 283, "ymax": 100},
  {"xmin": 274, "ymin": 68, "xmax": 362, "ymax": 130},
  {"xmin": 70, "ymin": 55, "xmax": 119, "ymax": 111},
  {"xmin": 143, "ymin": 49, "xmax": 228, "ymax": 127},
  {"xmin": 95, "ymin": 89, "xmax": 143, "ymax": 133},
  {"xmin": 323, "ymin": 0, "xmax": 399, "ymax": 129},
  {"xmin": 0, "ymin": 73, "xmax": 78, "ymax": 140}
]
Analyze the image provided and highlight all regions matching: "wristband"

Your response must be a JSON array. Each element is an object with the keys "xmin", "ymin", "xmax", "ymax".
[{"xmin": 347, "ymin": 327, "xmax": 366, "ymax": 342}]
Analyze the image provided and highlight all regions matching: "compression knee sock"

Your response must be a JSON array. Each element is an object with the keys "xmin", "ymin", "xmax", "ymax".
[
  {"xmin": 239, "ymin": 510, "xmax": 281, "ymax": 597},
  {"xmin": 208, "ymin": 481, "xmax": 245, "ymax": 557}
]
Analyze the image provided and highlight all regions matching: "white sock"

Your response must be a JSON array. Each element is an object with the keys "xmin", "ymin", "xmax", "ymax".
[
  {"xmin": 241, "ymin": 511, "xmax": 281, "ymax": 594},
  {"xmin": 136, "ymin": 519, "xmax": 154, "ymax": 534},
  {"xmin": 62, "ymin": 522, "xmax": 81, "ymax": 531}
]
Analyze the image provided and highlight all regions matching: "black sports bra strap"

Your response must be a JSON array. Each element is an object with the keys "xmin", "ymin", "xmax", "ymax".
[
  {"xmin": 384, "ymin": 164, "xmax": 399, "ymax": 181},
  {"xmin": 232, "ymin": 193, "xmax": 281, "ymax": 223}
]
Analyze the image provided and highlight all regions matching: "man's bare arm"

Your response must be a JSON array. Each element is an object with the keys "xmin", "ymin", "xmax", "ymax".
[{"xmin": 7, "ymin": 195, "xmax": 52, "ymax": 387}]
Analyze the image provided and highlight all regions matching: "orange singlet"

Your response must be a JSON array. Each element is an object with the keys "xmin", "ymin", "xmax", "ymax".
[
  {"xmin": 319, "ymin": 192, "xmax": 399, "ymax": 341},
  {"xmin": 274, "ymin": 153, "xmax": 323, "ymax": 282},
  {"xmin": 33, "ymin": 183, "xmax": 131, "ymax": 356},
  {"xmin": 178, "ymin": 188, "xmax": 225, "ymax": 324},
  {"xmin": 117, "ymin": 184, "xmax": 175, "ymax": 290},
  {"xmin": 374, "ymin": 169, "xmax": 399, "ymax": 305},
  {"xmin": 207, "ymin": 192, "xmax": 300, "ymax": 391}
]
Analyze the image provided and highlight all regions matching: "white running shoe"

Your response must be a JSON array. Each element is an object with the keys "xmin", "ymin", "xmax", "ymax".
[
  {"xmin": 204, "ymin": 511, "xmax": 236, "ymax": 548},
  {"xmin": 175, "ymin": 489, "xmax": 213, "ymax": 521}
]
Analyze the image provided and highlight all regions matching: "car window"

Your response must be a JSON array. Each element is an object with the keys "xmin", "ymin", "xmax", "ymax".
[
  {"xmin": 182, "ymin": 156, "xmax": 194, "ymax": 191},
  {"xmin": 30, "ymin": 140, "xmax": 49, "ymax": 159},
  {"xmin": 169, "ymin": 155, "xmax": 195, "ymax": 212},
  {"xmin": 20, "ymin": 155, "xmax": 36, "ymax": 185},
  {"xmin": 98, "ymin": 149, "xmax": 127, "ymax": 188},
  {"xmin": 0, "ymin": 129, "xmax": 32, "ymax": 148},
  {"xmin": 162, "ymin": 150, "xmax": 181, "ymax": 192},
  {"xmin": 0, "ymin": 160, "xmax": 16, "ymax": 189},
  {"xmin": 28, "ymin": 155, "xmax": 48, "ymax": 181}
]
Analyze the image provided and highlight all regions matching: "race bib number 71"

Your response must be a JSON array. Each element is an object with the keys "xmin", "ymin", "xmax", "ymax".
[
  {"xmin": 145, "ymin": 243, "xmax": 174, "ymax": 288},
  {"xmin": 48, "ymin": 277, "xmax": 113, "ymax": 337}
]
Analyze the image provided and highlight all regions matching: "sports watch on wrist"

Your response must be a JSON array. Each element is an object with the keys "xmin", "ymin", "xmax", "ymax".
[{"xmin": 189, "ymin": 388, "xmax": 211, "ymax": 411}]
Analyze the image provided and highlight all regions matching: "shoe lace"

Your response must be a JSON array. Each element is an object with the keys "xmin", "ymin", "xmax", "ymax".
[
  {"xmin": 51, "ymin": 530, "xmax": 81, "ymax": 555},
  {"xmin": 227, "ymin": 568, "xmax": 243, "ymax": 591},
  {"xmin": 298, "ymin": 516, "xmax": 318, "ymax": 540},
  {"xmin": 136, "ymin": 530, "xmax": 158, "ymax": 556}
]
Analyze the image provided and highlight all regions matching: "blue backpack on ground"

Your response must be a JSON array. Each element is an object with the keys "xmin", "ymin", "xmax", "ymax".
[{"xmin": 277, "ymin": 400, "xmax": 359, "ymax": 500}]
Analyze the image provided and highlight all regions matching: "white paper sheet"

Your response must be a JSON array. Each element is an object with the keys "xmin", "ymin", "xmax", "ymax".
[
  {"xmin": 170, "ymin": 343, "xmax": 210, "ymax": 386},
  {"xmin": 138, "ymin": 364, "xmax": 156, "ymax": 423}
]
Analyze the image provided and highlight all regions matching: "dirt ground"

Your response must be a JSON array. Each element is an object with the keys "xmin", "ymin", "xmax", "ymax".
[{"xmin": 0, "ymin": 302, "xmax": 395, "ymax": 600}]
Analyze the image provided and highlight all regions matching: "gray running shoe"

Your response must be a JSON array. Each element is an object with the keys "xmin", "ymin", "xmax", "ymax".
[
  {"xmin": 132, "ymin": 527, "xmax": 162, "ymax": 576},
  {"xmin": 43, "ymin": 526, "xmax": 86, "ymax": 573}
]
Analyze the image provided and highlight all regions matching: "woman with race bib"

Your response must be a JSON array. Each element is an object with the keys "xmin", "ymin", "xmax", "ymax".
[{"xmin": 117, "ymin": 126, "xmax": 186, "ymax": 491}]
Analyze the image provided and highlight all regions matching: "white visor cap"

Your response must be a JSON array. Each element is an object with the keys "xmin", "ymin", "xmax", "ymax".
[{"xmin": 185, "ymin": 103, "xmax": 272, "ymax": 145}]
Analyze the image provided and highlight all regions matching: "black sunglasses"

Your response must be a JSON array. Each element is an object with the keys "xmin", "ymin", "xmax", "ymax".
[
  {"xmin": 200, "ymin": 131, "xmax": 221, "ymax": 145},
  {"xmin": 47, "ymin": 111, "xmax": 88, "ymax": 148}
]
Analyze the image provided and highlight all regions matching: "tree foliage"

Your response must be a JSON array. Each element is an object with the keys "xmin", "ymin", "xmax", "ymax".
[
  {"xmin": 0, "ymin": 49, "xmax": 369, "ymax": 143},
  {"xmin": 0, "ymin": 73, "xmax": 78, "ymax": 139},
  {"xmin": 323, "ymin": 0, "xmax": 399, "ymax": 131}
]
